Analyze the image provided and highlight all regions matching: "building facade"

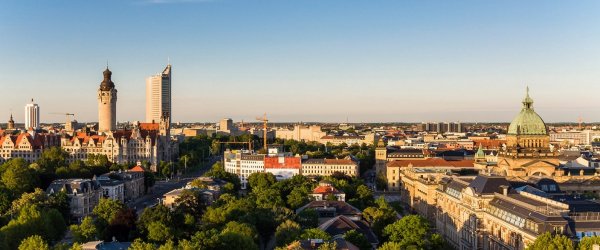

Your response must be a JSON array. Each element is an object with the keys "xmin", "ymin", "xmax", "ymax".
[
  {"xmin": 146, "ymin": 64, "xmax": 172, "ymax": 124},
  {"xmin": 61, "ymin": 116, "xmax": 178, "ymax": 171},
  {"xmin": 223, "ymin": 150, "xmax": 266, "ymax": 189},
  {"xmin": 301, "ymin": 157, "xmax": 359, "ymax": 177},
  {"xmin": 46, "ymin": 179, "xmax": 102, "ymax": 222},
  {"xmin": 275, "ymin": 124, "xmax": 327, "ymax": 142},
  {"xmin": 264, "ymin": 155, "xmax": 301, "ymax": 180},
  {"xmin": 0, "ymin": 132, "xmax": 61, "ymax": 163}
]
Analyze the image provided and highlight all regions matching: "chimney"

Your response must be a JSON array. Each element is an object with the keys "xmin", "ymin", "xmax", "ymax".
[{"xmin": 500, "ymin": 185, "xmax": 509, "ymax": 196}]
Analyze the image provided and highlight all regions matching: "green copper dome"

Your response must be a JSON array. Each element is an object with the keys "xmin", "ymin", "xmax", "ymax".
[{"xmin": 507, "ymin": 87, "xmax": 548, "ymax": 135}]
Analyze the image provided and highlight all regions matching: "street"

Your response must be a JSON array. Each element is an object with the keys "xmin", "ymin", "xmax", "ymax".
[{"xmin": 128, "ymin": 158, "xmax": 217, "ymax": 215}]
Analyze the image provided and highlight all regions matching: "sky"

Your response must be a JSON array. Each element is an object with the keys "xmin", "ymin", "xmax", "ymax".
[{"xmin": 1, "ymin": 0, "xmax": 599, "ymax": 123}]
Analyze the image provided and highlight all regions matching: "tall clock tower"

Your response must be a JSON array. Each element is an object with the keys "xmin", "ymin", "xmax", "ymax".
[{"xmin": 98, "ymin": 67, "xmax": 117, "ymax": 133}]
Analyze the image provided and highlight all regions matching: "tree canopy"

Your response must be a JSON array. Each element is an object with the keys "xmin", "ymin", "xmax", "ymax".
[{"xmin": 526, "ymin": 232, "xmax": 574, "ymax": 250}]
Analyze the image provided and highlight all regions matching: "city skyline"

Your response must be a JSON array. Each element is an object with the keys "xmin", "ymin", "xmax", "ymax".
[{"xmin": 1, "ymin": 0, "xmax": 600, "ymax": 123}]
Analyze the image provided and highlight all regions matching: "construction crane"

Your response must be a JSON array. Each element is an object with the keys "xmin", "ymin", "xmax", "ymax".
[{"xmin": 256, "ymin": 113, "xmax": 268, "ymax": 151}]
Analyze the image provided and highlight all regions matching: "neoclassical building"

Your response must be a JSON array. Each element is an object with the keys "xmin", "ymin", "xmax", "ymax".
[
  {"xmin": 0, "ymin": 130, "xmax": 61, "ymax": 163},
  {"xmin": 61, "ymin": 115, "xmax": 177, "ymax": 171},
  {"xmin": 484, "ymin": 88, "xmax": 562, "ymax": 177}
]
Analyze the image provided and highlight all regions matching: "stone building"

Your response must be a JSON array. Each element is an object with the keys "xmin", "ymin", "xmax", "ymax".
[
  {"xmin": 61, "ymin": 115, "xmax": 178, "ymax": 171},
  {"xmin": 46, "ymin": 179, "xmax": 101, "ymax": 222},
  {"xmin": 434, "ymin": 175, "xmax": 600, "ymax": 250},
  {"xmin": 301, "ymin": 157, "xmax": 359, "ymax": 177},
  {"xmin": 493, "ymin": 88, "xmax": 561, "ymax": 177},
  {"xmin": 98, "ymin": 67, "xmax": 117, "ymax": 133},
  {"xmin": 0, "ymin": 131, "xmax": 61, "ymax": 163}
]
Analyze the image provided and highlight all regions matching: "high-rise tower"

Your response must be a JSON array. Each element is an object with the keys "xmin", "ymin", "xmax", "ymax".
[
  {"xmin": 146, "ymin": 64, "xmax": 171, "ymax": 125},
  {"xmin": 25, "ymin": 99, "xmax": 40, "ymax": 130},
  {"xmin": 98, "ymin": 67, "xmax": 117, "ymax": 133}
]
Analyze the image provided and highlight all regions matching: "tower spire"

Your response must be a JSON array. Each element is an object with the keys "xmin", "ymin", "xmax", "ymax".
[{"xmin": 522, "ymin": 86, "xmax": 533, "ymax": 109}]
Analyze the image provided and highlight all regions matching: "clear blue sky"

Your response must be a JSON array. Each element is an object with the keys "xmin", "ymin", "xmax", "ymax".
[{"xmin": 1, "ymin": 0, "xmax": 599, "ymax": 123}]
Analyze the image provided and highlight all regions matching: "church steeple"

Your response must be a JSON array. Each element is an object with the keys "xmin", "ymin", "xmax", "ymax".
[{"xmin": 7, "ymin": 114, "xmax": 15, "ymax": 130}]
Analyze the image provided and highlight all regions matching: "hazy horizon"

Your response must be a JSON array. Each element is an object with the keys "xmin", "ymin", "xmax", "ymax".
[{"xmin": 1, "ymin": 0, "xmax": 599, "ymax": 123}]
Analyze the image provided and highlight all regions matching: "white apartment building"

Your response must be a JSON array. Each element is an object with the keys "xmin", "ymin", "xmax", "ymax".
[
  {"xmin": 24, "ymin": 99, "xmax": 40, "ymax": 130},
  {"xmin": 223, "ymin": 150, "xmax": 265, "ymax": 189},
  {"xmin": 146, "ymin": 64, "xmax": 172, "ymax": 124},
  {"xmin": 550, "ymin": 130, "xmax": 600, "ymax": 145}
]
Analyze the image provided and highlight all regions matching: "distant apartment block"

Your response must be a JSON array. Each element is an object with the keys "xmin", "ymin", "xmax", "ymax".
[
  {"xmin": 319, "ymin": 133, "xmax": 377, "ymax": 146},
  {"xmin": 275, "ymin": 124, "xmax": 326, "ymax": 142},
  {"xmin": 550, "ymin": 130, "xmax": 600, "ymax": 145},
  {"xmin": 420, "ymin": 121, "xmax": 462, "ymax": 133}
]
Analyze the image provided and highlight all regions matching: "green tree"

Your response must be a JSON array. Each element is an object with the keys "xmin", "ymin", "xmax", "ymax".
[
  {"xmin": 9, "ymin": 188, "xmax": 48, "ymax": 215},
  {"xmin": 296, "ymin": 208, "xmax": 319, "ymax": 229},
  {"xmin": 300, "ymin": 228, "xmax": 331, "ymax": 241},
  {"xmin": 383, "ymin": 215, "xmax": 429, "ymax": 248},
  {"xmin": 0, "ymin": 187, "xmax": 12, "ymax": 215},
  {"xmin": 247, "ymin": 172, "xmax": 277, "ymax": 190},
  {"xmin": 174, "ymin": 189, "xmax": 204, "ymax": 218},
  {"xmin": 344, "ymin": 230, "xmax": 372, "ymax": 250},
  {"xmin": 1, "ymin": 158, "xmax": 39, "ymax": 196},
  {"xmin": 287, "ymin": 188, "xmax": 310, "ymax": 209},
  {"xmin": 217, "ymin": 232, "xmax": 259, "ymax": 250},
  {"xmin": 70, "ymin": 216, "xmax": 97, "ymax": 243},
  {"xmin": 204, "ymin": 162, "xmax": 241, "ymax": 191},
  {"xmin": 18, "ymin": 235, "xmax": 49, "ymax": 250},
  {"xmin": 158, "ymin": 240, "xmax": 177, "ymax": 250},
  {"xmin": 93, "ymin": 198, "xmax": 125, "ymax": 223},
  {"xmin": 222, "ymin": 221, "xmax": 259, "ymax": 243},
  {"xmin": 147, "ymin": 221, "xmax": 173, "ymax": 243},
  {"xmin": 363, "ymin": 201, "xmax": 397, "ymax": 238},
  {"xmin": 143, "ymin": 171, "xmax": 155, "ymax": 192},
  {"xmin": 138, "ymin": 204, "xmax": 182, "ymax": 239},
  {"xmin": 275, "ymin": 220, "xmax": 302, "ymax": 247},
  {"xmin": 252, "ymin": 187, "xmax": 285, "ymax": 208},
  {"xmin": 37, "ymin": 147, "xmax": 68, "ymax": 172},
  {"xmin": 105, "ymin": 207, "xmax": 137, "ymax": 242},
  {"xmin": 526, "ymin": 232, "xmax": 574, "ymax": 250},
  {"xmin": 210, "ymin": 140, "xmax": 221, "ymax": 156},
  {"xmin": 579, "ymin": 236, "xmax": 600, "ymax": 250},
  {"xmin": 186, "ymin": 229, "xmax": 221, "ymax": 249},
  {"xmin": 129, "ymin": 239, "xmax": 156, "ymax": 250},
  {"xmin": 0, "ymin": 204, "xmax": 66, "ymax": 249},
  {"xmin": 377, "ymin": 241, "xmax": 403, "ymax": 250}
]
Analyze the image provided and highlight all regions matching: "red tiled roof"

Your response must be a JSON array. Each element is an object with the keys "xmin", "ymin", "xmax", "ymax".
[
  {"xmin": 313, "ymin": 185, "xmax": 342, "ymax": 194},
  {"xmin": 387, "ymin": 158, "xmax": 474, "ymax": 168},
  {"xmin": 264, "ymin": 156, "xmax": 301, "ymax": 169},
  {"xmin": 130, "ymin": 165, "xmax": 146, "ymax": 172},
  {"xmin": 139, "ymin": 123, "xmax": 160, "ymax": 131}
]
